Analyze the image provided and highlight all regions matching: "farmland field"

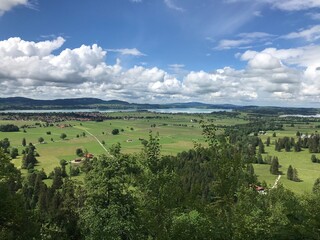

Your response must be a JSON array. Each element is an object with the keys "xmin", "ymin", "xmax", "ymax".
[{"xmin": 1, "ymin": 112, "xmax": 320, "ymax": 194}]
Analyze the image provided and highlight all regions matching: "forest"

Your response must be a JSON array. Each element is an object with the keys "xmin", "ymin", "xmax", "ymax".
[{"xmin": 2, "ymin": 119, "xmax": 320, "ymax": 240}]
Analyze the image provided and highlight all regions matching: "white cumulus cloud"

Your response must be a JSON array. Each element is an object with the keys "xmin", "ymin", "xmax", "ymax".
[
  {"xmin": 0, "ymin": 0, "xmax": 29, "ymax": 15},
  {"xmin": 0, "ymin": 37, "xmax": 320, "ymax": 105}
]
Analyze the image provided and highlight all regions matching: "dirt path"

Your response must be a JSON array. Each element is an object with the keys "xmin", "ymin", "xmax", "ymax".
[
  {"xmin": 271, "ymin": 175, "xmax": 281, "ymax": 189},
  {"xmin": 74, "ymin": 126, "xmax": 113, "ymax": 158}
]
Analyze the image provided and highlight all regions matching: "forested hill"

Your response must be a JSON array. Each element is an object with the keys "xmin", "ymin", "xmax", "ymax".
[
  {"xmin": 0, "ymin": 97, "xmax": 319, "ymax": 115},
  {"xmin": 0, "ymin": 97, "xmax": 156, "ymax": 110},
  {"xmin": 0, "ymin": 97, "xmax": 239, "ymax": 110}
]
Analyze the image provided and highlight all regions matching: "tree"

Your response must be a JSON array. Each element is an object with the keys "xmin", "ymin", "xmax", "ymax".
[
  {"xmin": 21, "ymin": 146, "xmax": 37, "ymax": 169},
  {"xmin": 51, "ymin": 167, "xmax": 63, "ymax": 190},
  {"xmin": 10, "ymin": 148, "xmax": 19, "ymax": 159},
  {"xmin": 60, "ymin": 133, "xmax": 67, "ymax": 140},
  {"xmin": 287, "ymin": 165, "xmax": 293, "ymax": 180},
  {"xmin": 76, "ymin": 148, "xmax": 83, "ymax": 157},
  {"xmin": 273, "ymin": 132, "xmax": 277, "ymax": 137},
  {"xmin": 80, "ymin": 154, "xmax": 142, "ymax": 239},
  {"xmin": 313, "ymin": 178, "xmax": 320, "ymax": 193},
  {"xmin": 292, "ymin": 168, "xmax": 300, "ymax": 182},
  {"xmin": 109, "ymin": 142, "xmax": 121, "ymax": 156},
  {"xmin": 170, "ymin": 210, "xmax": 213, "ymax": 240},
  {"xmin": 311, "ymin": 154, "xmax": 318, "ymax": 163},
  {"xmin": 111, "ymin": 128, "xmax": 119, "ymax": 135},
  {"xmin": 0, "ymin": 138, "xmax": 10, "ymax": 153},
  {"xmin": 258, "ymin": 140, "xmax": 265, "ymax": 154},
  {"xmin": 22, "ymin": 138, "xmax": 26, "ymax": 147},
  {"xmin": 270, "ymin": 156, "xmax": 280, "ymax": 175},
  {"xmin": 60, "ymin": 159, "xmax": 68, "ymax": 178},
  {"xmin": 0, "ymin": 124, "xmax": 19, "ymax": 132},
  {"xmin": 38, "ymin": 137, "xmax": 44, "ymax": 143},
  {"xmin": 266, "ymin": 137, "xmax": 271, "ymax": 146}
]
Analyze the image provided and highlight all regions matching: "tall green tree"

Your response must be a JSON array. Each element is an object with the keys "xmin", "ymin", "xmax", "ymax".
[
  {"xmin": 287, "ymin": 165, "xmax": 293, "ymax": 180},
  {"xmin": 270, "ymin": 157, "xmax": 280, "ymax": 175},
  {"xmin": 81, "ymin": 154, "xmax": 142, "ymax": 240}
]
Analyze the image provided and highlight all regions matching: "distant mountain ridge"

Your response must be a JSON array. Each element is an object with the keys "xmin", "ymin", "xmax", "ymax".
[
  {"xmin": 0, "ymin": 97, "xmax": 237, "ymax": 110},
  {"xmin": 0, "ymin": 97, "xmax": 319, "ymax": 115}
]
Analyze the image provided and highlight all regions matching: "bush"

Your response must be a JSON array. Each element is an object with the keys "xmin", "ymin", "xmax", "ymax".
[{"xmin": 112, "ymin": 129, "xmax": 119, "ymax": 135}]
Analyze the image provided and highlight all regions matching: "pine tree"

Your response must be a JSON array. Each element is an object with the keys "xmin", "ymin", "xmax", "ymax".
[
  {"xmin": 313, "ymin": 178, "xmax": 320, "ymax": 193},
  {"xmin": 270, "ymin": 157, "xmax": 280, "ymax": 175},
  {"xmin": 22, "ymin": 137, "xmax": 26, "ymax": 147},
  {"xmin": 287, "ymin": 165, "xmax": 293, "ymax": 180},
  {"xmin": 292, "ymin": 168, "xmax": 300, "ymax": 182},
  {"xmin": 258, "ymin": 140, "xmax": 265, "ymax": 154},
  {"xmin": 266, "ymin": 137, "xmax": 271, "ymax": 147}
]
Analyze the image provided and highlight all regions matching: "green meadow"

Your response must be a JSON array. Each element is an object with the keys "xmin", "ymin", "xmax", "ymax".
[
  {"xmin": 0, "ymin": 113, "xmax": 213, "ymax": 173},
  {"xmin": 256, "ymin": 125, "xmax": 320, "ymax": 194},
  {"xmin": 2, "ymin": 112, "xmax": 320, "ymax": 194}
]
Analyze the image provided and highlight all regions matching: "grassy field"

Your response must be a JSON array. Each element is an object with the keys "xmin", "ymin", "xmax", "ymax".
[
  {"xmin": 256, "ymin": 124, "xmax": 320, "ymax": 194},
  {"xmin": 2, "ymin": 113, "xmax": 320, "ymax": 194},
  {"xmin": 1, "ymin": 112, "xmax": 223, "ymax": 173}
]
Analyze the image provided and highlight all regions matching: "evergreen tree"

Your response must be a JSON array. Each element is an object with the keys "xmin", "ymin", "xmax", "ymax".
[
  {"xmin": 313, "ymin": 178, "xmax": 320, "ymax": 193},
  {"xmin": 22, "ymin": 137, "xmax": 26, "ymax": 147},
  {"xmin": 258, "ymin": 139, "xmax": 265, "ymax": 154},
  {"xmin": 270, "ymin": 157, "xmax": 280, "ymax": 175},
  {"xmin": 51, "ymin": 167, "xmax": 63, "ymax": 190},
  {"xmin": 287, "ymin": 165, "xmax": 293, "ymax": 180},
  {"xmin": 21, "ymin": 145, "xmax": 37, "ymax": 169},
  {"xmin": 60, "ymin": 159, "xmax": 68, "ymax": 178},
  {"xmin": 292, "ymin": 168, "xmax": 300, "ymax": 182},
  {"xmin": 266, "ymin": 137, "xmax": 271, "ymax": 146},
  {"xmin": 257, "ymin": 153, "xmax": 264, "ymax": 164}
]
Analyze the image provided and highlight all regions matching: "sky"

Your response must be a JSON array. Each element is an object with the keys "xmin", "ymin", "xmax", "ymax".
[{"xmin": 0, "ymin": 0, "xmax": 320, "ymax": 107}]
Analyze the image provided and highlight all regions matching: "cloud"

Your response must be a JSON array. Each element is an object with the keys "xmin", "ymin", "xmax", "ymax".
[
  {"xmin": 253, "ymin": 11, "xmax": 262, "ymax": 17},
  {"xmin": 215, "ymin": 32, "xmax": 274, "ymax": 50},
  {"xmin": 168, "ymin": 64, "xmax": 185, "ymax": 69},
  {"xmin": 283, "ymin": 25, "xmax": 320, "ymax": 41},
  {"xmin": 226, "ymin": 0, "xmax": 320, "ymax": 11},
  {"xmin": 107, "ymin": 48, "xmax": 146, "ymax": 56},
  {"xmin": 0, "ymin": 0, "xmax": 30, "ymax": 15},
  {"xmin": 307, "ymin": 12, "xmax": 320, "ymax": 20},
  {"xmin": 0, "ymin": 37, "xmax": 65, "ymax": 57},
  {"xmin": 164, "ymin": 0, "xmax": 184, "ymax": 12},
  {"xmin": 0, "ymin": 37, "xmax": 319, "ymax": 105},
  {"xmin": 215, "ymin": 39, "xmax": 253, "ymax": 50},
  {"xmin": 248, "ymin": 52, "xmax": 282, "ymax": 69},
  {"xmin": 267, "ymin": 0, "xmax": 320, "ymax": 11}
]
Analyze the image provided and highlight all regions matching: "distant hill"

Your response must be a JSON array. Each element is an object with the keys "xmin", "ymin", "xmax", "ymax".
[
  {"xmin": 0, "ymin": 97, "xmax": 319, "ymax": 115},
  {"xmin": 0, "ymin": 97, "xmax": 133, "ymax": 110},
  {"xmin": 0, "ymin": 97, "xmax": 236, "ymax": 110}
]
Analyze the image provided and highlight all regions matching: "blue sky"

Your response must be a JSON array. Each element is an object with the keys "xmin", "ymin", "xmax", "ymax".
[{"xmin": 0, "ymin": 0, "xmax": 320, "ymax": 106}]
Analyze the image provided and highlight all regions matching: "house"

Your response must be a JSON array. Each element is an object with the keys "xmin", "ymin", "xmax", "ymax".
[{"xmin": 84, "ymin": 153, "xmax": 94, "ymax": 159}]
